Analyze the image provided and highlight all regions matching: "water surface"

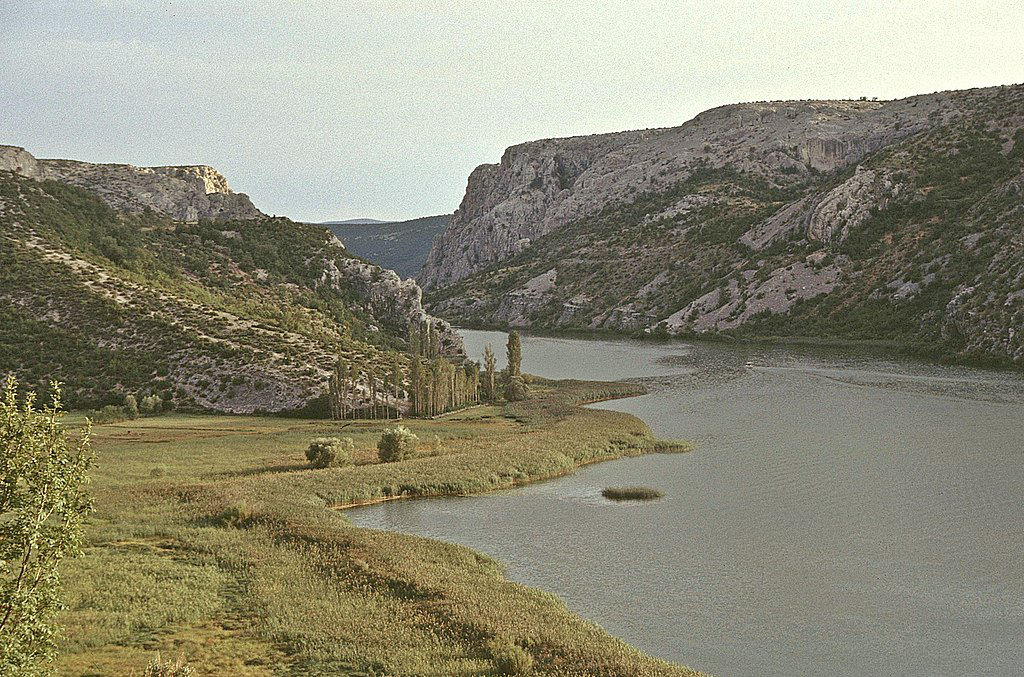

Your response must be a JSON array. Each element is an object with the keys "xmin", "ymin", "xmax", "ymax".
[{"xmin": 349, "ymin": 331, "xmax": 1024, "ymax": 676}]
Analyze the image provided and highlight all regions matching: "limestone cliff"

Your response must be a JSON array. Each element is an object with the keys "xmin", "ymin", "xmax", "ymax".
[
  {"xmin": 425, "ymin": 84, "xmax": 1024, "ymax": 366},
  {"xmin": 420, "ymin": 88, "xmax": 1007, "ymax": 290},
  {"xmin": 0, "ymin": 145, "xmax": 263, "ymax": 221}
]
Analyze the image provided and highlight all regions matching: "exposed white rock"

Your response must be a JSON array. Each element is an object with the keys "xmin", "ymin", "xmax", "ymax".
[
  {"xmin": 421, "ymin": 88, "xmax": 990, "ymax": 289},
  {"xmin": 0, "ymin": 145, "xmax": 263, "ymax": 221},
  {"xmin": 806, "ymin": 166, "xmax": 903, "ymax": 243}
]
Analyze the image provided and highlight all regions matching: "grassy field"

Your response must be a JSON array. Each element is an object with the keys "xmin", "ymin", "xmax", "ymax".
[{"xmin": 54, "ymin": 378, "xmax": 700, "ymax": 676}]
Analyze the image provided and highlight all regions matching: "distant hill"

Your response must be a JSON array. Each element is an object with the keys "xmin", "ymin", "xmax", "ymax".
[
  {"xmin": 326, "ymin": 214, "xmax": 450, "ymax": 279},
  {"xmin": 323, "ymin": 218, "xmax": 389, "ymax": 225}
]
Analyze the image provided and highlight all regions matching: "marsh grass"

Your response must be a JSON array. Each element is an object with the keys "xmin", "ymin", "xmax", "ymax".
[
  {"xmin": 602, "ymin": 487, "xmax": 665, "ymax": 501},
  {"xmin": 54, "ymin": 377, "xmax": 699, "ymax": 676}
]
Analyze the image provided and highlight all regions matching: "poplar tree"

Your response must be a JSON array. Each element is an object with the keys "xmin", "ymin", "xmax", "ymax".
[
  {"xmin": 390, "ymin": 356, "xmax": 403, "ymax": 419},
  {"xmin": 483, "ymin": 344, "xmax": 497, "ymax": 401},
  {"xmin": 410, "ymin": 358, "xmax": 422, "ymax": 416},
  {"xmin": 1, "ymin": 379, "xmax": 94, "ymax": 673},
  {"xmin": 506, "ymin": 331, "xmax": 522, "ymax": 378},
  {"xmin": 407, "ymin": 323, "xmax": 420, "ymax": 357}
]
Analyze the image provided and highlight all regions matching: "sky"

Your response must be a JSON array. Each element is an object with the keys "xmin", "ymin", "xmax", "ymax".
[{"xmin": 2, "ymin": 1, "xmax": 1023, "ymax": 223}]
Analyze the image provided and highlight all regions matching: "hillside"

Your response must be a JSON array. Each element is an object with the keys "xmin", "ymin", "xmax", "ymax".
[
  {"xmin": 325, "ymin": 214, "xmax": 450, "ymax": 278},
  {"xmin": 425, "ymin": 84, "xmax": 1024, "ymax": 366},
  {"xmin": 0, "ymin": 151, "xmax": 461, "ymax": 413}
]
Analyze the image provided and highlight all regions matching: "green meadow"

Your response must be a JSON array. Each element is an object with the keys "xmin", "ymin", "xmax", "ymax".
[{"xmin": 55, "ymin": 378, "xmax": 699, "ymax": 676}]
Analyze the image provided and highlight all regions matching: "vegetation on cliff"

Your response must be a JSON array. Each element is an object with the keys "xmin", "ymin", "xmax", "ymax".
[
  {"xmin": 0, "ymin": 171, "xmax": 458, "ymax": 413},
  {"xmin": 427, "ymin": 87, "xmax": 1024, "ymax": 367}
]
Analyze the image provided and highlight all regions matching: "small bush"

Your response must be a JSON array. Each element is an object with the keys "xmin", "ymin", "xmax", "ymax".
[
  {"xmin": 123, "ymin": 394, "xmax": 139, "ymax": 419},
  {"xmin": 88, "ymin": 404, "xmax": 128, "ymax": 424},
  {"xmin": 140, "ymin": 394, "xmax": 163, "ymax": 415},
  {"xmin": 215, "ymin": 502, "xmax": 256, "ymax": 529},
  {"xmin": 490, "ymin": 640, "xmax": 533, "ymax": 675},
  {"xmin": 503, "ymin": 376, "xmax": 528, "ymax": 402},
  {"xmin": 377, "ymin": 426, "xmax": 418, "ymax": 463},
  {"xmin": 305, "ymin": 437, "xmax": 354, "ymax": 469},
  {"xmin": 601, "ymin": 486, "xmax": 664, "ymax": 501},
  {"xmin": 143, "ymin": 653, "xmax": 195, "ymax": 676}
]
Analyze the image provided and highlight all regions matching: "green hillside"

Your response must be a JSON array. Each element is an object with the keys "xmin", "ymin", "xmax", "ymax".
[
  {"xmin": 0, "ymin": 172, "xmax": 449, "ymax": 412},
  {"xmin": 326, "ymin": 214, "xmax": 450, "ymax": 278}
]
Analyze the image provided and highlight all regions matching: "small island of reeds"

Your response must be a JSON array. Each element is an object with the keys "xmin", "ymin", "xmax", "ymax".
[{"xmin": 602, "ymin": 486, "xmax": 665, "ymax": 501}]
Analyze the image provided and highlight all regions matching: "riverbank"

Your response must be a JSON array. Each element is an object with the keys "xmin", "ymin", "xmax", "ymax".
[{"xmin": 55, "ymin": 378, "xmax": 700, "ymax": 676}]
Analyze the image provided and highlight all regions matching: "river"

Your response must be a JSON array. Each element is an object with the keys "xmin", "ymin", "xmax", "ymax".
[{"xmin": 348, "ymin": 330, "xmax": 1024, "ymax": 676}]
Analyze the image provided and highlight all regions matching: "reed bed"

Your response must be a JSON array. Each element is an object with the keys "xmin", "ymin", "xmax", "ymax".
[{"xmin": 54, "ymin": 378, "xmax": 700, "ymax": 676}]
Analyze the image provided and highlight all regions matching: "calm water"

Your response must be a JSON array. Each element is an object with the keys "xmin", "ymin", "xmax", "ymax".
[{"xmin": 349, "ymin": 330, "xmax": 1024, "ymax": 676}]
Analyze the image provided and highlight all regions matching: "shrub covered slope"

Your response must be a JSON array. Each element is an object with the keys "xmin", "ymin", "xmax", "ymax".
[{"xmin": 0, "ymin": 172, "xmax": 458, "ymax": 412}]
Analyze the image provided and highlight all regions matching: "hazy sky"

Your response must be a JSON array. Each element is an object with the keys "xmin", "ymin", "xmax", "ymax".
[{"xmin": 2, "ymin": 1, "xmax": 1022, "ymax": 222}]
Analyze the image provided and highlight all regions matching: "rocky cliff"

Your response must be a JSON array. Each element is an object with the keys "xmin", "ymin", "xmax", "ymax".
[
  {"xmin": 425, "ymin": 84, "xmax": 1024, "ymax": 366},
  {"xmin": 0, "ymin": 145, "xmax": 263, "ymax": 221},
  {"xmin": 1, "ymin": 150, "xmax": 461, "ymax": 413},
  {"xmin": 420, "ymin": 88, "xmax": 1005, "ymax": 291}
]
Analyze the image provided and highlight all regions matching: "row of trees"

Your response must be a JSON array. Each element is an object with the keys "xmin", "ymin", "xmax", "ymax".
[
  {"xmin": 326, "ymin": 329, "xmax": 527, "ymax": 420},
  {"xmin": 408, "ymin": 357, "xmax": 480, "ymax": 417},
  {"xmin": 407, "ymin": 320, "xmax": 444, "ymax": 360},
  {"xmin": 327, "ymin": 352, "xmax": 404, "ymax": 420}
]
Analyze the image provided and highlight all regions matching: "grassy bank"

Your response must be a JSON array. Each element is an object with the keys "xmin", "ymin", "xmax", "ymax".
[{"xmin": 54, "ymin": 378, "xmax": 700, "ymax": 676}]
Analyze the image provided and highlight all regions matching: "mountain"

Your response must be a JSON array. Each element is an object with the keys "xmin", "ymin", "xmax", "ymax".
[
  {"xmin": 423, "ymin": 84, "xmax": 1024, "ymax": 366},
  {"xmin": 325, "ymin": 214, "xmax": 450, "ymax": 279},
  {"xmin": 0, "ymin": 146, "xmax": 462, "ymax": 413},
  {"xmin": 323, "ymin": 218, "xmax": 389, "ymax": 225}
]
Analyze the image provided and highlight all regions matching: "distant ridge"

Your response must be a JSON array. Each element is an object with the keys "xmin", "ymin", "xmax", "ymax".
[
  {"xmin": 424, "ymin": 83, "xmax": 1024, "ymax": 366},
  {"xmin": 326, "ymin": 214, "xmax": 451, "ymax": 279},
  {"xmin": 323, "ymin": 218, "xmax": 389, "ymax": 225}
]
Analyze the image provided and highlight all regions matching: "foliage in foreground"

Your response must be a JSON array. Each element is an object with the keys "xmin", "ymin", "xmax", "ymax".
[{"xmin": 0, "ymin": 378, "xmax": 94, "ymax": 675}]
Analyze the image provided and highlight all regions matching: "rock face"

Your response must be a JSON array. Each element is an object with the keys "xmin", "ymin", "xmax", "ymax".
[
  {"xmin": 425, "ymin": 84, "xmax": 1024, "ymax": 366},
  {"xmin": 0, "ymin": 145, "xmax": 263, "ymax": 221},
  {"xmin": 420, "ymin": 88, "xmax": 1004, "ymax": 290}
]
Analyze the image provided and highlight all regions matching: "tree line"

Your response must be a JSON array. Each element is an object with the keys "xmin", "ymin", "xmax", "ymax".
[{"xmin": 327, "ymin": 324, "xmax": 528, "ymax": 420}]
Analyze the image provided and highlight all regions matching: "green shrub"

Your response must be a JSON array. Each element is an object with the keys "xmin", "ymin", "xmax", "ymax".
[
  {"xmin": 123, "ymin": 394, "xmax": 139, "ymax": 419},
  {"xmin": 489, "ymin": 640, "xmax": 534, "ymax": 675},
  {"xmin": 377, "ymin": 426, "xmax": 418, "ymax": 463},
  {"xmin": 503, "ymin": 376, "xmax": 528, "ymax": 402},
  {"xmin": 88, "ymin": 404, "xmax": 128, "ymax": 424},
  {"xmin": 305, "ymin": 437, "xmax": 354, "ymax": 469},
  {"xmin": 140, "ymin": 394, "xmax": 163, "ymax": 415},
  {"xmin": 215, "ymin": 502, "xmax": 256, "ymax": 529}
]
